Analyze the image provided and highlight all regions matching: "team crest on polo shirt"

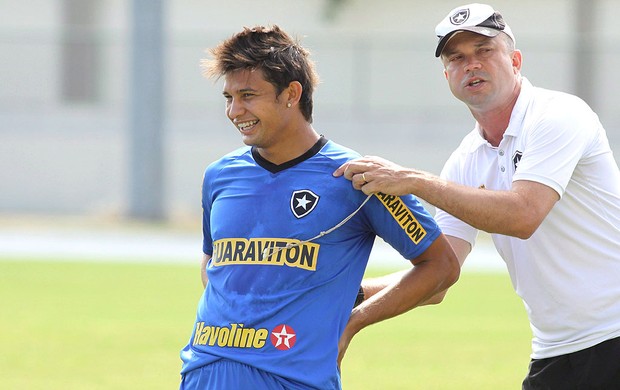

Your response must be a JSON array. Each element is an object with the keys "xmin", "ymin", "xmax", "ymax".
[
  {"xmin": 513, "ymin": 150, "xmax": 523, "ymax": 171},
  {"xmin": 290, "ymin": 190, "xmax": 319, "ymax": 219}
]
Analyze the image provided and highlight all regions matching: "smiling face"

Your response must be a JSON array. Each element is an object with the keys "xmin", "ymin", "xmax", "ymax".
[
  {"xmin": 441, "ymin": 31, "xmax": 521, "ymax": 113},
  {"xmin": 223, "ymin": 68, "xmax": 293, "ymax": 150}
]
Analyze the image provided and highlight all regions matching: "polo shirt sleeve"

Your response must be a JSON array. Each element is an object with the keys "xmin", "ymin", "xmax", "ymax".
[{"xmin": 512, "ymin": 95, "xmax": 598, "ymax": 198}]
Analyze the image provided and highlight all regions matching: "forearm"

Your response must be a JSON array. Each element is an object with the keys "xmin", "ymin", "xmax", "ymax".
[
  {"xmin": 361, "ymin": 236, "xmax": 470, "ymax": 306},
  {"xmin": 349, "ymin": 233, "xmax": 460, "ymax": 335},
  {"xmin": 335, "ymin": 156, "xmax": 554, "ymax": 238},
  {"xmin": 404, "ymin": 171, "xmax": 540, "ymax": 238},
  {"xmin": 349, "ymin": 259, "xmax": 457, "ymax": 335},
  {"xmin": 362, "ymin": 267, "xmax": 452, "ymax": 306},
  {"xmin": 338, "ymin": 234, "xmax": 459, "ymax": 366},
  {"xmin": 360, "ymin": 270, "xmax": 408, "ymax": 300}
]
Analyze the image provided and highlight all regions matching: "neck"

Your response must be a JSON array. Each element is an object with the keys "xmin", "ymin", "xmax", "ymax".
[
  {"xmin": 257, "ymin": 123, "xmax": 320, "ymax": 165},
  {"xmin": 473, "ymin": 109, "xmax": 511, "ymax": 147},
  {"xmin": 472, "ymin": 79, "xmax": 522, "ymax": 147}
]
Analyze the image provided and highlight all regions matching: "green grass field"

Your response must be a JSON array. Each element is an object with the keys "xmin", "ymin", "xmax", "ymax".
[{"xmin": 0, "ymin": 259, "xmax": 531, "ymax": 389}]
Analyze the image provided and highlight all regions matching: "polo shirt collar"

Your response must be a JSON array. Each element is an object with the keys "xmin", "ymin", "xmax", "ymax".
[{"xmin": 504, "ymin": 77, "xmax": 532, "ymax": 138}]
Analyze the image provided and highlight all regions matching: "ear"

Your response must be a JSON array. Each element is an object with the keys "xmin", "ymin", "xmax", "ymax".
[
  {"xmin": 443, "ymin": 68, "xmax": 449, "ymax": 81},
  {"xmin": 284, "ymin": 81, "xmax": 303, "ymax": 106},
  {"xmin": 511, "ymin": 49, "xmax": 523, "ymax": 74}
]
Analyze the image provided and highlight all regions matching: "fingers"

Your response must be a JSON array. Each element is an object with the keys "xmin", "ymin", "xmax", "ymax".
[
  {"xmin": 334, "ymin": 157, "xmax": 390, "ymax": 197},
  {"xmin": 337, "ymin": 162, "xmax": 363, "ymax": 180},
  {"xmin": 334, "ymin": 160, "xmax": 371, "ymax": 180},
  {"xmin": 353, "ymin": 172, "xmax": 367, "ymax": 189},
  {"xmin": 334, "ymin": 156, "xmax": 381, "ymax": 178},
  {"xmin": 334, "ymin": 162, "xmax": 377, "ymax": 195},
  {"xmin": 333, "ymin": 163, "xmax": 347, "ymax": 178}
]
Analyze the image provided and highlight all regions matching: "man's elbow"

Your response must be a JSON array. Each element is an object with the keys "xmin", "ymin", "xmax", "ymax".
[
  {"xmin": 438, "ymin": 251, "xmax": 461, "ymax": 294},
  {"xmin": 425, "ymin": 258, "xmax": 459, "ymax": 306},
  {"xmin": 424, "ymin": 290, "xmax": 448, "ymax": 305},
  {"xmin": 508, "ymin": 219, "xmax": 541, "ymax": 240},
  {"xmin": 445, "ymin": 255, "xmax": 461, "ymax": 289},
  {"xmin": 504, "ymin": 208, "xmax": 550, "ymax": 239},
  {"xmin": 514, "ymin": 230, "xmax": 534, "ymax": 240}
]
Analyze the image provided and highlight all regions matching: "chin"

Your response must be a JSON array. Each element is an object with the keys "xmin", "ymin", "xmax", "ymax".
[{"xmin": 240, "ymin": 135, "xmax": 257, "ymax": 146}]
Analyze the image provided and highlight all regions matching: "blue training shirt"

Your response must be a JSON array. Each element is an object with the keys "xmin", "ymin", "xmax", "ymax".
[{"xmin": 180, "ymin": 137, "xmax": 441, "ymax": 389}]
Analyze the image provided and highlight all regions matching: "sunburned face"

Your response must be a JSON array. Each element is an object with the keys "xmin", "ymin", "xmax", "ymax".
[
  {"xmin": 222, "ymin": 68, "xmax": 291, "ymax": 150},
  {"xmin": 441, "ymin": 32, "xmax": 521, "ymax": 112}
]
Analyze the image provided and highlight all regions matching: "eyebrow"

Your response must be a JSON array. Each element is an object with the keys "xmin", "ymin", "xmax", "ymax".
[
  {"xmin": 222, "ymin": 87, "xmax": 257, "ymax": 96},
  {"xmin": 443, "ymin": 36, "xmax": 494, "ymax": 57}
]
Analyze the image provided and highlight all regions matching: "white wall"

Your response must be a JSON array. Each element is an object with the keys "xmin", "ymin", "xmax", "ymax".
[{"xmin": 0, "ymin": 0, "xmax": 618, "ymax": 218}]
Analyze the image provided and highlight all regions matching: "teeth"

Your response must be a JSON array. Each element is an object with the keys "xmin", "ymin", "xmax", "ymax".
[
  {"xmin": 470, "ymin": 80, "xmax": 481, "ymax": 86},
  {"xmin": 237, "ymin": 120, "xmax": 258, "ymax": 130}
]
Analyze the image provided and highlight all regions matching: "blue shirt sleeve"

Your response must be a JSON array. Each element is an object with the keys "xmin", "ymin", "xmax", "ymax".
[{"xmin": 364, "ymin": 192, "xmax": 441, "ymax": 261}]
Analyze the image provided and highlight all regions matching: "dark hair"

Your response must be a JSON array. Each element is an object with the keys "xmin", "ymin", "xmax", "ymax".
[{"xmin": 202, "ymin": 25, "xmax": 319, "ymax": 123}]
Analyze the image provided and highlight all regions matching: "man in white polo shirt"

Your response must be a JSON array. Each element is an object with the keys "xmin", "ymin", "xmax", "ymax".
[{"xmin": 334, "ymin": 3, "xmax": 620, "ymax": 388}]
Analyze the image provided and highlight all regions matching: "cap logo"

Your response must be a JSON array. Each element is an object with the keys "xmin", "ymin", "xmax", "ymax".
[{"xmin": 450, "ymin": 8, "xmax": 470, "ymax": 25}]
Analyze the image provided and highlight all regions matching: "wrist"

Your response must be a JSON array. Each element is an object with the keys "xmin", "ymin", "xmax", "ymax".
[{"xmin": 353, "ymin": 286, "xmax": 365, "ymax": 307}]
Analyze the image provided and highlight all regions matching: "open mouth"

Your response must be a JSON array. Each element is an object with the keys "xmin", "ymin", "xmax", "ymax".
[
  {"xmin": 467, "ymin": 79, "xmax": 484, "ymax": 87},
  {"xmin": 237, "ymin": 119, "xmax": 259, "ymax": 133}
]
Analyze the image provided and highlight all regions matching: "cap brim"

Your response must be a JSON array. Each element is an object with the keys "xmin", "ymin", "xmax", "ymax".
[{"xmin": 435, "ymin": 27, "xmax": 502, "ymax": 57}]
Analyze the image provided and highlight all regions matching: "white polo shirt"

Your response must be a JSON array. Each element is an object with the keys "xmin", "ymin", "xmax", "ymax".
[{"xmin": 435, "ymin": 78, "xmax": 620, "ymax": 359}]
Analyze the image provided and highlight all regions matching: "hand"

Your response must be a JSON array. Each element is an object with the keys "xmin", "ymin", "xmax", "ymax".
[{"xmin": 333, "ymin": 156, "xmax": 415, "ymax": 196}]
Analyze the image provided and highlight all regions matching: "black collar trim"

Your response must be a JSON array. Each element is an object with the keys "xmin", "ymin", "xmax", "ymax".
[{"xmin": 252, "ymin": 136, "xmax": 328, "ymax": 173}]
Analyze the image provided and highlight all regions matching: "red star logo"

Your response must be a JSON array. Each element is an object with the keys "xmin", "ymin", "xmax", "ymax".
[{"xmin": 270, "ymin": 324, "xmax": 297, "ymax": 350}]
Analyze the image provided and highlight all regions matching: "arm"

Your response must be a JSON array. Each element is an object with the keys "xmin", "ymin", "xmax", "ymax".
[
  {"xmin": 201, "ymin": 254, "xmax": 210, "ymax": 288},
  {"xmin": 360, "ymin": 235, "xmax": 470, "ymax": 305},
  {"xmin": 338, "ymin": 233, "xmax": 460, "ymax": 366},
  {"xmin": 423, "ymin": 236, "xmax": 470, "ymax": 304},
  {"xmin": 334, "ymin": 156, "xmax": 559, "ymax": 239}
]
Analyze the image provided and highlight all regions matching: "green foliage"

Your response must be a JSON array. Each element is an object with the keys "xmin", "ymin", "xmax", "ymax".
[{"xmin": 0, "ymin": 260, "xmax": 530, "ymax": 389}]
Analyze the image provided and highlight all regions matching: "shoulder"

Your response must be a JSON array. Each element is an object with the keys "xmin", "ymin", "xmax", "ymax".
[
  {"xmin": 315, "ymin": 139, "xmax": 362, "ymax": 166},
  {"xmin": 531, "ymin": 83, "xmax": 586, "ymax": 106},
  {"xmin": 523, "ymin": 84, "xmax": 601, "ymax": 146},
  {"xmin": 445, "ymin": 128, "xmax": 485, "ymax": 163},
  {"xmin": 438, "ymin": 127, "xmax": 488, "ymax": 184},
  {"xmin": 528, "ymin": 84, "xmax": 595, "ymax": 125},
  {"xmin": 204, "ymin": 146, "xmax": 252, "ymax": 181}
]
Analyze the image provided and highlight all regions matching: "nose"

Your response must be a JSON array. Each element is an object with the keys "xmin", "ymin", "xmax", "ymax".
[
  {"xmin": 464, "ymin": 57, "xmax": 482, "ymax": 73},
  {"xmin": 227, "ymin": 98, "xmax": 243, "ymax": 120}
]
